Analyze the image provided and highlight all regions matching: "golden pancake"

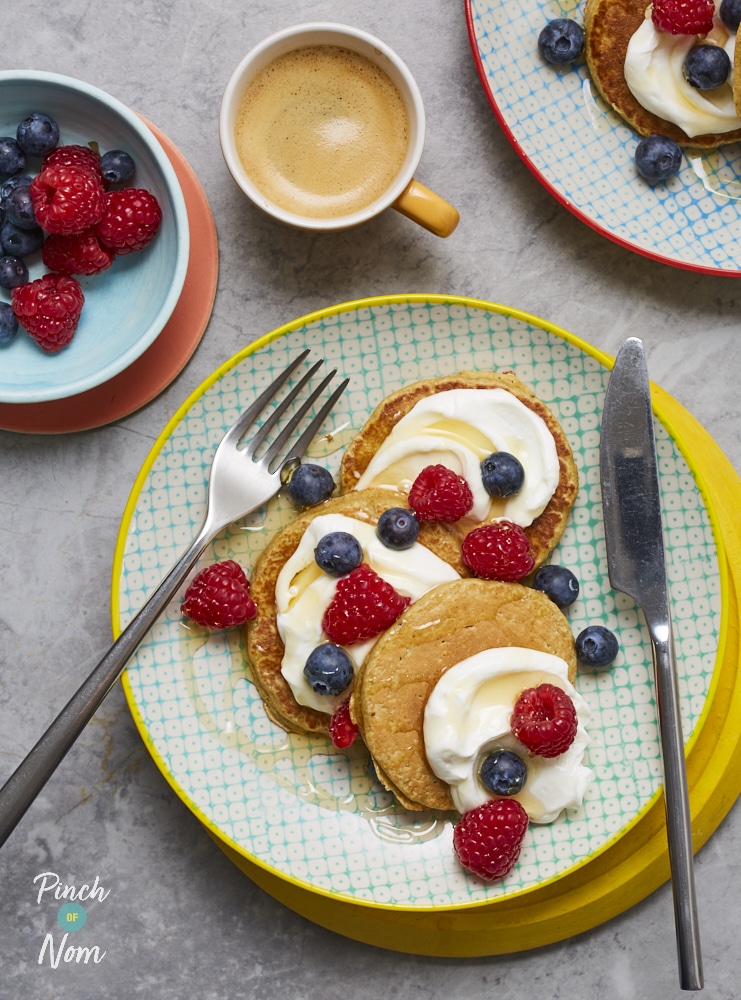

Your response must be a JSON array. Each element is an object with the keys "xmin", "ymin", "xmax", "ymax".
[
  {"xmin": 339, "ymin": 369, "xmax": 578, "ymax": 569},
  {"xmin": 245, "ymin": 488, "xmax": 467, "ymax": 736},
  {"xmin": 351, "ymin": 579, "xmax": 576, "ymax": 812},
  {"xmin": 585, "ymin": 0, "xmax": 741, "ymax": 148}
]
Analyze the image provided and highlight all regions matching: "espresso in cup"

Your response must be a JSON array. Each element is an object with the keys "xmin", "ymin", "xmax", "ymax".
[
  {"xmin": 233, "ymin": 45, "xmax": 409, "ymax": 220},
  {"xmin": 220, "ymin": 23, "xmax": 459, "ymax": 236}
]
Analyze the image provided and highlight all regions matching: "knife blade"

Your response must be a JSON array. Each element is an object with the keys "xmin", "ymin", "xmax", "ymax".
[{"xmin": 600, "ymin": 338, "xmax": 703, "ymax": 992}]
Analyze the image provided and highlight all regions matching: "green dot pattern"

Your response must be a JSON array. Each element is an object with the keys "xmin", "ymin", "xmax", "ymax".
[{"xmin": 118, "ymin": 299, "xmax": 721, "ymax": 907}]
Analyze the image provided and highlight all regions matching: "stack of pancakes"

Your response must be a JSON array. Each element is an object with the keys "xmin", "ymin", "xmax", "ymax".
[
  {"xmin": 584, "ymin": 0, "xmax": 741, "ymax": 147},
  {"xmin": 245, "ymin": 369, "xmax": 579, "ymax": 806}
]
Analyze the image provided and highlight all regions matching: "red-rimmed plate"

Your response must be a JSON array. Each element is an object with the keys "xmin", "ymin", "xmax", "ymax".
[{"xmin": 465, "ymin": 0, "xmax": 741, "ymax": 275}]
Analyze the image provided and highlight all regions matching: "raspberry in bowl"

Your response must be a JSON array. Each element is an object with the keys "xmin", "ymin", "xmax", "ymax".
[{"xmin": 0, "ymin": 70, "xmax": 189, "ymax": 403}]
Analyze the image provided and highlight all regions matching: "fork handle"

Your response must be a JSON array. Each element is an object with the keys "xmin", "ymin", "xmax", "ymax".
[{"xmin": 0, "ymin": 527, "xmax": 213, "ymax": 849}]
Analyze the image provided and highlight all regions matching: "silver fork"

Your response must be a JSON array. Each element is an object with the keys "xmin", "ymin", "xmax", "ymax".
[{"xmin": 0, "ymin": 349, "xmax": 348, "ymax": 848}]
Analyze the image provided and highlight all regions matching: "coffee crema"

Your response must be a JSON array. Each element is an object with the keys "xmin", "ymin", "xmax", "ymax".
[{"xmin": 233, "ymin": 45, "xmax": 410, "ymax": 219}]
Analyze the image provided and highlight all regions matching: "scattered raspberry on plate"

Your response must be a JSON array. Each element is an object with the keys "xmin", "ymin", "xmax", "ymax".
[
  {"xmin": 453, "ymin": 798, "xmax": 530, "ymax": 881},
  {"xmin": 510, "ymin": 683, "xmax": 578, "ymax": 758},
  {"xmin": 460, "ymin": 520, "xmax": 535, "ymax": 581},
  {"xmin": 322, "ymin": 563, "xmax": 411, "ymax": 645},
  {"xmin": 329, "ymin": 699, "xmax": 359, "ymax": 748},
  {"xmin": 408, "ymin": 464, "xmax": 474, "ymax": 522},
  {"xmin": 181, "ymin": 560, "xmax": 257, "ymax": 630},
  {"xmin": 651, "ymin": 0, "xmax": 714, "ymax": 34}
]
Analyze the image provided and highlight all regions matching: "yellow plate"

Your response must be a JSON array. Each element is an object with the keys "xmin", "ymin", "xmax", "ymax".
[{"xmin": 112, "ymin": 296, "xmax": 738, "ymax": 955}]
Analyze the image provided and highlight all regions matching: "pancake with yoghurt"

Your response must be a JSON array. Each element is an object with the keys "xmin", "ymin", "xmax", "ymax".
[
  {"xmin": 351, "ymin": 579, "xmax": 589, "ymax": 814},
  {"xmin": 339, "ymin": 370, "xmax": 578, "ymax": 568},
  {"xmin": 246, "ymin": 488, "xmax": 466, "ymax": 735},
  {"xmin": 585, "ymin": 0, "xmax": 741, "ymax": 146}
]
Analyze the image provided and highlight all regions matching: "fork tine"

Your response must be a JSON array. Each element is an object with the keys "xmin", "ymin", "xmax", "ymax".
[
  {"xmin": 220, "ymin": 348, "xmax": 311, "ymax": 450},
  {"xmin": 281, "ymin": 375, "xmax": 350, "ymax": 465},
  {"xmin": 243, "ymin": 358, "xmax": 325, "ymax": 458},
  {"xmin": 261, "ymin": 368, "xmax": 337, "ymax": 466}
]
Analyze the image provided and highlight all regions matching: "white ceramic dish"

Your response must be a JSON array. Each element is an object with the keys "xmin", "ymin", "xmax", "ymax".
[{"xmin": 0, "ymin": 70, "xmax": 189, "ymax": 403}]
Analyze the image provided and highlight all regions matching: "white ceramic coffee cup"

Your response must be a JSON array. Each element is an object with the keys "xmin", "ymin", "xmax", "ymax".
[{"xmin": 219, "ymin": 23, "xmax": 459, "ymax": 237}]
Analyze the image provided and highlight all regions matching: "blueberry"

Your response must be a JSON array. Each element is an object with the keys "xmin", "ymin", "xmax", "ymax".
[
  {"xmin": 0, "ymin": 220, "xmax": 44, "ymax": 258},
  {"xmin": 377, "ymin": 507, "xmax": 420, "ymax": 549},
  {"xmin": 720, "ymin": 0, "xmax": 741, "ymax": 29},
  {"xmin": 0, "ymin": 255, "xmax": 29, "ymax": 290},
  {"xmin": 481, "ymin": 451, "xmax": 525, "ymax": 498},
  {"xmin": 538, "ymin": 19, "xmax": 584, "ymax": 65},
  {"xmin": 0, "ymin": 173, "xmax": 32, "ymax": 211},
  {"xmin": 480, "ymin": 749, "xmax": 527, "ymax": 796},
  {"xmin": 575, "ymin": 625, "xmax": 619, "ymax": 669},
  {"xmin": 16, "ymin": 112, "xmax": 60, "ymax": 156},
  {"xmin": 100, "ymin": 149, "xmax": 136, "ymax": 185},
  {"xmin": 5, "ymin": 186, "xmax": 36, "ymax": 230},
  {"xmin": 532, "ymin": 564, "xmax": 580, "ymax": 609},
  {"xmin": 634, "ymin": 134, "xmax": 682, "ymax": 182},
  {"xmin": 287, "ymin": 463, "xmax": 335, "ymax": 506},
  {"xmin": 314, "ymin": 531, "xmax": 363, "ymax": 577},
  {"xmin": 303, "ymin": 643, "xmax": 354, "ymax": 696},
  {"xmin": 0, "ymin": 302, "xmax": 19, "ymax": 345},
  {"xmin": 0, "ymin": 137, "xmax": 26, "ymax": 177},
  {"xmin": 683, "ymin": 44, "xmax": 731, "ymax": 90}
]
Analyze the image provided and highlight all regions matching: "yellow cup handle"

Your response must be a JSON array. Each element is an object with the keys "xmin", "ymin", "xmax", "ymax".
[{"xmin": 391, "ymin": 179, "xmax": 460, "ymax": 238}]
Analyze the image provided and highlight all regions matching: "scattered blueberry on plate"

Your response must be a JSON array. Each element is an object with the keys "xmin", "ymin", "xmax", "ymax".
[
  {"xmin": 377, "ymin": 507, "xmax": 420, "ymax": 549},
  {"xmin": 480, "ymin": 451, "xmax": 524, "ymax": 497},
  {"xmin": 532, "ymin": 564, "xmax": 579, "ymax": 608},
  {"xmin": 314, "ymin": 531, "xmax": 363, "ymax": 577},
  {"xmin": 537, "ymin": 19, "xmax": 584, "ymax": 65},
  {"xmin": 634, "ymin": 134, "xmax": 683, "ymax": 182},
  {"xmin": 304, "ymin": 643, "xmax": 354, "ymax": 696},
  {"xmin": 287, "ymin": 462, "xmax": 335, "ymax": 506},
  {"xmin": 576, "ymin": 625, "xmax": 619, "ymax": 669}
]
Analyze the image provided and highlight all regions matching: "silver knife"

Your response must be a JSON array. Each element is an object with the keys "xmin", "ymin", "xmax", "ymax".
[{"xmin": 600, "ymin": 338, "xmax": 703, "ymax": 992}]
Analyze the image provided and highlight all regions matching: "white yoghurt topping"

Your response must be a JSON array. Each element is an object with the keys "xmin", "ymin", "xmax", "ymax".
[
  {"xmin": 624, "ymin": 3, "xmax": 739, "ymax": 137},
  {"xmin": 353, "ymin": 388, "xmax": 560, "ymax": 528},
  {"xmin": 275, "ymin": 512, "xmax": 460, "ymax": 714},
  {"xmin": 423, "ymin": 647, "xmax": 592, "ymax": 822}
]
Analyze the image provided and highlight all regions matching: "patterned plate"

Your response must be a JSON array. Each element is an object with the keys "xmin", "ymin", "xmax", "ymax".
[
  {"xmin": 465, "ymin": 0, "xmax": 741, "ymax": 275},
  {"xmin": 113, "ymin": 295, "xmax": 722, "ymax": 915}
]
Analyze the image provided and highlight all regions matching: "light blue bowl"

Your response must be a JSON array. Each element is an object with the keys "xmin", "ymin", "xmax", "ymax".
[{"xmin": 0, "ymin": 71, "xmax": 189, "ymax": 404}]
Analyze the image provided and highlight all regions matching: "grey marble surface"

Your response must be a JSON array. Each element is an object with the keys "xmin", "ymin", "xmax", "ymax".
[{"xmin": 2, "ymin": 1, "xmax": 741, "ymax": 997}]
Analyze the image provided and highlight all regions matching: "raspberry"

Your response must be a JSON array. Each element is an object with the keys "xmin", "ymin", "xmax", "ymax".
[
  {"xmin": 95, "ymin": 188, "xmax": 162, "ymax": 254},
  {"xmin": 42, "ymin": 144, "xmax": 103, "ymax": 180},
  {"xmin": 11, "ymin": 273, "xmax": 84, "ymax": 352},
  {"xmin": 460, "ymin": 521, "xmax": 535, "ymax": 581},
  {"xmin": 408, "ymin": 464, "xmax": 473, "ymax": 522},
  {"xmin": 328, "ymin": 699, "xmax": 359, "ymax": 748},
  {"xmin": 322, "ymin": 563, "xmax": 411, "ymax": 645},
  {"xmin": 453, "ymin": 799, "xmax": 529, "ymax": 881},
  {"xmin": 510, "ymin": 684, "xmax": 578, "ymax": 758},
  {"xmin": 181, "ymin": 560, "xmax": 257, "ymax": 630},
  {"xmin": 42, "ymin": 230, "xmax": 115, "ymax": 276},
  {"xmin": 651, "ymin": 0, "xmax": 714, "ymax": 34},
  {"xmin": 30, "ymin": 164, "xmax": 107, "ymax": 236}
]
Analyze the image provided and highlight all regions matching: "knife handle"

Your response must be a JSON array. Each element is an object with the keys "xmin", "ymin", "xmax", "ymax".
[{"xmin": 651, "ymin": 624, "xmax": 703, "ymax": 991}]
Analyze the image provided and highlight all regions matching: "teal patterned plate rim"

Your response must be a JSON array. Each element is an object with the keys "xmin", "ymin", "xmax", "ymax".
[
  {"xmin": 465, "ymin": 0, "xmax": 741, "ymax": 276},
  {"xmin": 112, "ymin": 294, "xmax": 725, "ymax": 913}
]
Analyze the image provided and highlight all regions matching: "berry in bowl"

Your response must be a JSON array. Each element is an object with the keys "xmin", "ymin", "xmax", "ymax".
[{"xmin": 0, "ymin": 70, "xmax": 189, "ymax": 404}]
